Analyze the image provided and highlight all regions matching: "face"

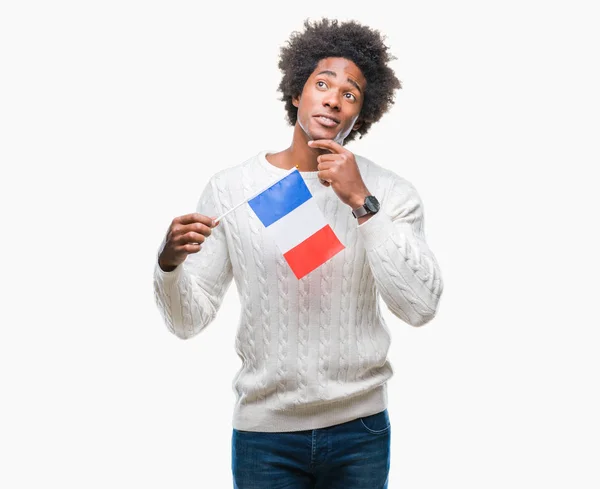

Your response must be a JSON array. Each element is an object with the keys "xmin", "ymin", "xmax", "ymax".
[{"xmin": 293, "ymin": 57, "xmax": 366, "ymax": 145}]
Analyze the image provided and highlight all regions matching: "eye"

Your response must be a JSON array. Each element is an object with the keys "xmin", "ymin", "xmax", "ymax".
[
  {"xmin": 344, "ymin": 92, "xmax": 357, "ymax": 102},
  {"xmin": 316, "ymin": 80, "xmax": 328, "ymax": 89}
]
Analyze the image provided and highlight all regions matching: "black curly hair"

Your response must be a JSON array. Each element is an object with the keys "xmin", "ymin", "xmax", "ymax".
[{"xmin": 277, "ymin": 18, "xmax": 402, "ymax": 143}]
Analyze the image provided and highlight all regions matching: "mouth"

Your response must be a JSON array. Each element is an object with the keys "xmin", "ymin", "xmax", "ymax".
[{"xmin": 314, "ymin": 114, "xmax": 340, "ymax": 127}]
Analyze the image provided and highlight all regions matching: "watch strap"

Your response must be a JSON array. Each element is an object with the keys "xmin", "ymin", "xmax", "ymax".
[{"xmin": 352, "ymin": 205, "xmax": 370, "ymax": 218}]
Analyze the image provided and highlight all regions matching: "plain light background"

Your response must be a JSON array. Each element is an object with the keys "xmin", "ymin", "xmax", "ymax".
[{"xmin": 1, "ymin": 0, "xmax": 599, "ymax": 487}]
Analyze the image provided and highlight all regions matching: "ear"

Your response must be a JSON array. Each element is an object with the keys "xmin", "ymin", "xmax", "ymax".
[
  {"xmin": 352, "ymin": 119, "xmax": 363, "ymax": 131},
  {"xmin": 292, "ymin": 95, "xmax": 300, "ymax": 108}
]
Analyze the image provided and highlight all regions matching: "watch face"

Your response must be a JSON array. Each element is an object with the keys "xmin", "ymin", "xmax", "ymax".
[{"xmin": 365, "ymin": 196, "xmax": 380, "ymax": 213}]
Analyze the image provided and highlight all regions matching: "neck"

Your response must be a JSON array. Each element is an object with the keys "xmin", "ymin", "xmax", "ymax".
[{"xmin": 267, "ymin": 124, "xmax": 336, "ymax": 172}]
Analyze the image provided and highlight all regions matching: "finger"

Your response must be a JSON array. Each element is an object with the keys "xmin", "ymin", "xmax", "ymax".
[
  {"xmin": 181, "ymin": 243, "xmax": 202, "ymax": 254},
  {"xmin": 174, "ymin": 231, "xmax": 207, "ymax": 246},
  {"xmin": 317, "ymin": 160, "xmax": 334, "ymax": 172},
  {"xmin": 170, "ymin": 221, "xmax": 212, "ymax": 240},
  {"xmin": 319, "ymin": 179, "xmax": 331, "ymax": 187},
  {"xmin": 190, "ymin": 222, "xmax": 213, "ymax": 237},
  {"xmin": 308, "ymin": 139, "xmax": 346, "ymax": 154},
  {"xmin": 316, "ymin": 154, "xmax": 338, "ymax": 165},
  {"xmin": 175, "ymin": 213, "xmax": 216, "ymax": 227},
  {"xmin": 318, "ymin": 169, "xmax": 334, "ymax": 184}
]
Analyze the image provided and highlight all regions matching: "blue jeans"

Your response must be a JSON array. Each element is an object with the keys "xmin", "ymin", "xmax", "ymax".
[{"xmin": 232, "ymin": 409, "xmax": 391, "ymax": 489}]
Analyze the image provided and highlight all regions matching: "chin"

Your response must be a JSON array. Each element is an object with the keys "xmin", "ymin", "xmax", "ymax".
[{"xmin": 307, "ymin": 125, "xmax": 339, "ymax": 142}]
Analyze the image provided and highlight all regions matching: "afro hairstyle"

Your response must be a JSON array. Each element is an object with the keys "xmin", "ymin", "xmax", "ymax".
[{"xmin": 277, "ymin": 18, "xmax": 402, "ymax": 143}]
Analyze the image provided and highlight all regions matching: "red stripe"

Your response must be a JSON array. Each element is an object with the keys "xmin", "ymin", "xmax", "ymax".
[{"xmin": 283, "ymin": 225, "xmax": 345, "ymax": 279}]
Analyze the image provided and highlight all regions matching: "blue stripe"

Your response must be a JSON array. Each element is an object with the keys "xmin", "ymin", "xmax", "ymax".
[{"xmin": 248, "ymin": 169, "xmax": 312, "ymax": 227}]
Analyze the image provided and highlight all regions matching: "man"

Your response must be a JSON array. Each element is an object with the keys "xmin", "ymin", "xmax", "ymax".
[{"xmin": 154, "ymin": 18, "xmax": 443, "ymax": 489}]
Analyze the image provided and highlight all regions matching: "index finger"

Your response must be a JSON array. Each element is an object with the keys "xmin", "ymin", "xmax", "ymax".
[
  {"xmin": 308, "ymin": 139, "xmax": 346, "ymax": 154},
  {"xmin": 175, "ymin": 213, "xmax": 216, "ymax": 227}
]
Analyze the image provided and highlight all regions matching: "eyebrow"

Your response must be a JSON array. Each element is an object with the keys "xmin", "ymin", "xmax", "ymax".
[{"xmin": 316, "ymin": 70, "xmax": 363, "ymax": 94}]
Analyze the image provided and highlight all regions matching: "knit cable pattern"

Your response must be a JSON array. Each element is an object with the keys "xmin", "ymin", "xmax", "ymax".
[
  {"xmin": 152, "ymin": 152, "xmax": 443, "ymax": 432},
  {"xmin": 317, "ymin": 192, "xmax": 336, "ymax": 401},
  {"xmin": 215, "ymin": 171, "xmax": 254, "ymax": 401},
  {"xmin": 337, "ymin": 220, "xmax": 357, "ymax": 388},
  {"xmin": 245, "ymin": 163, "xmax": 269, "ymax": 403},
  {"xmin": 275, "ymin": 252, "xmax": 289, "ymax": 402},
  {"xmin": 295, "ymin": 274, "xmax": 310, "ymax": 405}
]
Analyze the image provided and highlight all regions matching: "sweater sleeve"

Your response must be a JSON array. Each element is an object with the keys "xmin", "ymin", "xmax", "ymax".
[
  {"xmin": 357, "ymin": 177, "xmax": 443, "ymax": 327},
  {"xmin": 153, "ymin": 177, "xmax": 233, "ymax": 339}
]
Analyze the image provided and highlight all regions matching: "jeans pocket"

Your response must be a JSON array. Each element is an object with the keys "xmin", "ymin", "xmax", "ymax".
[{"xmin": 359, "ymin": 409, "xmax": 391, "ymax": 435}]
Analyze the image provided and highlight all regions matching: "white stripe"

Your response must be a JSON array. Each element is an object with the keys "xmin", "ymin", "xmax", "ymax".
[{"xmin": 266, "ymin": 198, "xmax": 328, "ymax": 253}]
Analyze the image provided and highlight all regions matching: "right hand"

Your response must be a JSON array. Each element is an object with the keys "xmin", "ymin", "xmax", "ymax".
[{"xmin": 158, "ymin": 213, "xmax": 219, "ymax": 272}]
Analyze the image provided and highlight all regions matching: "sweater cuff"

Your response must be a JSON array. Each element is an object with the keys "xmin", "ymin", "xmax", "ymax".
[
  {"xmin": 154, "ymin": 260, "xmax": 184, "ymax": 286},
  {"xmin": 357, "ymin": 210, "xmax": 395, "ymax": 252}
]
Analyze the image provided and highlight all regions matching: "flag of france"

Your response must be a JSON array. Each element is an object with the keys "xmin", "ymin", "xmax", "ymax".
[{"xmin": 248, "ymin": 169, "xmax": 345, "ymax": 279}]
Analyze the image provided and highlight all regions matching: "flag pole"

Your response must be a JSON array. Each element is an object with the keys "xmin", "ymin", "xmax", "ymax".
[{"xmin": 215, "ymin": 198, "xmax": 248, "ymax": 223}]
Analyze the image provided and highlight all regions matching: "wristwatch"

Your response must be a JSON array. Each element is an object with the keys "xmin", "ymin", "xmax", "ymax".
[{"xmin": 352, "ymin": 195, "xmax": 380, "ymax": 218}]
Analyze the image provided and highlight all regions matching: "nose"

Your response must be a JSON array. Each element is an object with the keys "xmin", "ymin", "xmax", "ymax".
[{"xmin": 323, "ymin": 90, "xmax": 342, "ymax": 111}]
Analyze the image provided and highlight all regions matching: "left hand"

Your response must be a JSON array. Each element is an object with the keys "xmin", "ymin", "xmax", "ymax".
[{"xmin": 308, "ymin": 139, "xmax": 370, "ymax": 209}]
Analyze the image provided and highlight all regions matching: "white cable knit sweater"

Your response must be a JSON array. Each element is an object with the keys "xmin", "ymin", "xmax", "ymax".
[{"xmin": 153, "ymin": 150, "xmax": 443, "ymax": 432}]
